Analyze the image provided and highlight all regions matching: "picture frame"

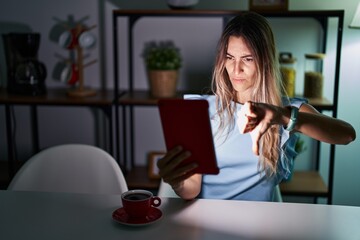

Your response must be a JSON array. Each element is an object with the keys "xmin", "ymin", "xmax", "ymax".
[
  {"xmin": 147, "ymin": 151, "xmax": 165, "ymax": 179},
  {"xmin": 249, "ymin": 0, "xmax": 288, "ymax": 12}
]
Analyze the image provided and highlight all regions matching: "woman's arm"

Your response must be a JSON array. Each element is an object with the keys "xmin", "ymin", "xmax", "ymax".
[
  {"xmin": 238, "ymin": 101, "xmax": 356, "ymax": 155},
  {"xmin": 157, "ymin": 146, "xmax": 202, "ymax": 200},
  {"xmin": 171, "ymin": 174, "xmax": 202, "ymax": 200},
  {"xmin": 293, "ymin": 103, "xmax": 356, "ymax": 145}
]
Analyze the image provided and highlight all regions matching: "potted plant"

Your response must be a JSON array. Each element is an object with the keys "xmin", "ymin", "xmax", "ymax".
[{"xmin": 142, "ymin": 40, "xmax": 182, "ymax": 98}]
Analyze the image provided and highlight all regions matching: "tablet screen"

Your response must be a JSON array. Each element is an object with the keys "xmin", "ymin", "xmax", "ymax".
[{"xmin": 158, "ymin": 98, "xmax": 219, "ymax": 175}]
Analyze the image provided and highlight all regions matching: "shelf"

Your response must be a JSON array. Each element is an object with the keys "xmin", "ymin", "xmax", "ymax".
[
  {"xmin": 118, "ymin": 91, "xmax": 169, "ymax": 105},
  {"xmin": 125, "ymin": 166, "xmax": 160, "ymax": 190},
  {"xmin": 118, "ymin": 90, "xmax": 191, "ymax": 106},
  {"xmin": 118, "ymin": 90, "xmax": 333, "ymax": 110},
  {"xmin": 280, "ymin": 171, "xmax": 328, "ymax": 197},
  {"xmin": 113, "ymin": 9, "xmax": 344, "ymax": 19},
  {"xmin": 1, "ymin": 87, "xmax": 116, "ymax": 177},
  {"xmin": 0, "ymin": 88, "xmax": 114, "ymax": 106},
  {"xmin": 306, "ymin": 97, "xmax": 333, "ymax": 110}
]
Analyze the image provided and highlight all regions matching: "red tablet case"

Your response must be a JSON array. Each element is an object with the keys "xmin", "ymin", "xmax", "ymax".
[{"xmin": 158, "ymin": 98, "xmax": 219, "ymax": 175}]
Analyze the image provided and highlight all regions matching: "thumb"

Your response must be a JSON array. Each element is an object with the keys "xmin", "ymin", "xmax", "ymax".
[{"xmin": 250, "ymin": 130, "xmax": 260, "ymax": 156}]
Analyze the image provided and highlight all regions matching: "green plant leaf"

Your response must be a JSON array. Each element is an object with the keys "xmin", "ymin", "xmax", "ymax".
[{"xmin": 143, "ymin": 40, "xmax": 182, "ymax": 70}]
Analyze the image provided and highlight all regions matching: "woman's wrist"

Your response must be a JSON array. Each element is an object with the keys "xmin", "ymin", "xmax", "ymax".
[
  {"xmin": 172, "ymin": 175, "xmax": 202, "ymax": 200},
  {"xmin": 279, "ymin": 106, "xmax": 291, "ymax": 127},
  {"xmin": 172, "ymin": 182, "xmax": 183, "ymax": 192},
  {"xmin": 284, "ymin": 106, "xmax": 298, "ymax": 131}
]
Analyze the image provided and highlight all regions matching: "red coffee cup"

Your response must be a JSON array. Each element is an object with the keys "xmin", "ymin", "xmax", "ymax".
[{"xmin": 121, "ymin": 190, "xmax": 161, "ymax": 219}]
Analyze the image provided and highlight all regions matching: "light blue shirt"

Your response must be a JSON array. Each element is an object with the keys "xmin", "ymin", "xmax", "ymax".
[{"xmin": 184, "ymin": 94, "xmax": 306, "ymax": 201}]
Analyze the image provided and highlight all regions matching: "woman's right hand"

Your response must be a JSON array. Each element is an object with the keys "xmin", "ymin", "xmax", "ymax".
[{"xmin": 157, "ymin": 146, "xmax": 198, "ymax": 190}]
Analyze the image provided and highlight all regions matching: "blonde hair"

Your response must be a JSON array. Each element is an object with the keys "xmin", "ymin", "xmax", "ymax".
[{"xmin": 211, "ymin": 12, "xmax": 283, "ymax": 176}]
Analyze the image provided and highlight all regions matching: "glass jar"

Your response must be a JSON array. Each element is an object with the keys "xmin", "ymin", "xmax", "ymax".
[
  {"xmin": 279, "ymin": 52, "xmax": 296, "ymax": 97},
  {"xmin": 304, "ymin": 53, "xmax": 325, "ymax": 98}
]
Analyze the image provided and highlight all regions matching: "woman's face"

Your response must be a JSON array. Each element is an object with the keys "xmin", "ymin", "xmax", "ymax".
[{"xmin": 225, "ymin": 36, "xmax": 257, "ymax": 103}]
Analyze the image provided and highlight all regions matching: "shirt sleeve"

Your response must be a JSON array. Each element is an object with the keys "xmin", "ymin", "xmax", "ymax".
[{"xmin": 277, "ymin": 97, "xmax": 308, "ymax": 181}]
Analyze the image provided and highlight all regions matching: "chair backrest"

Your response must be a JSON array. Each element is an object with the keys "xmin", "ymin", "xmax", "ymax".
[{"xmin": 8, "ymin": 144, "xmax": 128, "ymax": 194}]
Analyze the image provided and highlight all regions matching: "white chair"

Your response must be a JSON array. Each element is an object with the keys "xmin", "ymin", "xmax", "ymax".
[
  {"xmin": 7, "ymin": 144, "xmax": 128, "ymax": 194},
  {"xmin": 158, "ymin": 179, "xmax": 283, "ymax": 202}
]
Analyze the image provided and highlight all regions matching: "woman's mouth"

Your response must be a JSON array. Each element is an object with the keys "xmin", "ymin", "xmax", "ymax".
[{"xmin": 232, "ymin": 78, "xmax": 246, "ymax": 83}]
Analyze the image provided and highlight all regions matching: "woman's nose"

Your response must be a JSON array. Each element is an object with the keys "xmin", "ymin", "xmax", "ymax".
[{"xmin": 234, "ymin": 60, "xmax": 244, "ymax": 75}]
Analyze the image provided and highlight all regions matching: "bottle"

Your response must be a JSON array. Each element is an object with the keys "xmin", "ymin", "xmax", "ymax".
[
  {"xmin": 304, "ymin": 53, "xmax": 325, "ymax": 99},
  {"xmin": 279, "ymin": 52, "xmax": 296, "ymax": 97}
]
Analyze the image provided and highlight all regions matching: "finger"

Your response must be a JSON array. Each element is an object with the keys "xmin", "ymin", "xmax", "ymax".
[
  {"xmin": 245, "ymin": 119, "xmax": 257, "ymax": 128},
  {"xmin": 166, "ymin": 171, "xmax": 196, "ymax": 188},
  {"xmin": 247, "ymin": 116, "xmax": 257, "ymax": 124},
  {"xmin": 158, "ymin": 151, "xmax": 191, "ymax": 177},
  {"xmin": 157, "ymin": 146, "xmax": 183, "ymax": 168},
  {"xmin": 252, "ymin": 139, "xmax": 260, "ymax": 156},
  {"xmin": 162, "ymin": 160, "xmax": 198, "ymax": 188},
  {"xmin": 243, "ymin": 125, "xmax": 255, "ymax": 133},
  {"xmin": 241, "ymin": 116, "xmax": 258, "ymax": 133},
  {"xmin": 250, "ymin": 130, "xmax": 260, "ymax": 155},
  {"xmin": 250, "ymin": 125, "xmax": 262, "ymax": 155},
  {"xmin": 237, "ymin": 113, "xmax": 256, "ymax": 134},
  {"xmin": 245, "ymin": 101, "xmax": 257, "ymax": 118},
  {"xmin": 165, "ymin": 162, "xmax": 198, "ymax": 182},
  {"xmin": 250, "ymin": 122, "xmax": 269, "ymax": 156},
  {"xmin": 163, "ymin": 164, "xmax": 196, "ymax": 186}
]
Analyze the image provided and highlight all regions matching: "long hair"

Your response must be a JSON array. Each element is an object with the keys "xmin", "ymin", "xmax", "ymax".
[{"xmin": 211, "ymin": 12, "xmax": 283, "ymax": 176}]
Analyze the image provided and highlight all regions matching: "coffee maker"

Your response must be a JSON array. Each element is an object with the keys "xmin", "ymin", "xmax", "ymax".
[{"xmin": 2, "ymin": 33, "xmax": 47, "ymax": 95}]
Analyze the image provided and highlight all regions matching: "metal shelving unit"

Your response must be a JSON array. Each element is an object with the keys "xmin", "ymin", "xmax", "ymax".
[{"xmin": 112, "ymin": 9, "xmax": 344, "ymax": 203}]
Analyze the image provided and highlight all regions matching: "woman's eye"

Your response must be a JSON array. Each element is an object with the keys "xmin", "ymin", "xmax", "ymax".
[
  {"xmin": 226, "ymin": 55, "xmax": 234, "ymax": 60},
  {"xmin": 243, "ymin": 57, "xmax": 254, "ymax": 62}
]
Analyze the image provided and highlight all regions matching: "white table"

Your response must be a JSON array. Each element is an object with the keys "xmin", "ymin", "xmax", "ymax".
[{"xmin": 1, "ymin": 190, "xmax": 360, "ymax": 240}]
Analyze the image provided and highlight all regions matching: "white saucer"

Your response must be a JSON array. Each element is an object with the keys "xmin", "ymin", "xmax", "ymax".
[{"xmin": 112, "ymin": 207, "xmax": 162, "ymax": 226}]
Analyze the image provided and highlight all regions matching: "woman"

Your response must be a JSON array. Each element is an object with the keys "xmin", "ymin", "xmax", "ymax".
[{"xmin": 157, "ymin": 12, "xmax": 356, "ymax": 201}]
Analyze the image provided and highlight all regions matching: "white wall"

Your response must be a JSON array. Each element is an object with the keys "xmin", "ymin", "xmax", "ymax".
[{"xmin": 0, "ymin": 0, "xmax": 359, "ymax": 206}]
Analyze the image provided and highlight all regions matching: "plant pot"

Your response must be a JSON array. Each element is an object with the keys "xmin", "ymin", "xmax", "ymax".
[{"xmin": 147, "ymin": 70, "xmax": 178, "ymax": 98}]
